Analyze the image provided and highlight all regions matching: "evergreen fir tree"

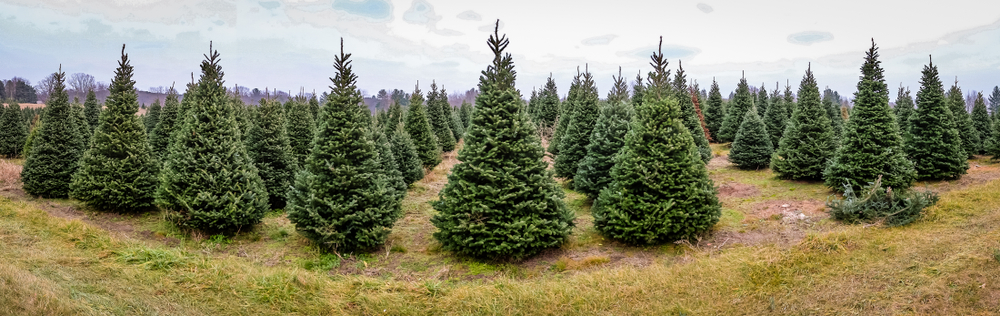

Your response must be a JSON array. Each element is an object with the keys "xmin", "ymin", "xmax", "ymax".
[
  {"xmin": 946, "ymin": 80, "xmax": 980, "ymax": 157},
  {"xmin": 405, "ymin": 83, "xmax": 441, "ymax": 169},
  {"xmin": 149, "ymin": 87, "xmax": 181, "ymax": 159},
  {"xmin": 527, "ymin": 88, "xmax": 539, "ymax": 122},
  {"xmin": 286, "ymin": 39, "xmax": 403, "ymax": 252},
  {"xmin": 756, "ymin": 83, "xmax": 769, "ymax": 117},
  {"xmin": 784, "ymin": 81, "xmax": 796, "ymax": 119},
  {"xmin": 450, "ymin": 106, "xmax": 465, "ymax": 140},
  {"xmin": 593, "ymin": 37, "xmax": 720, "ymax": 245},
  {"xmin": 554, "ymin": 66, "xmax": 600, "ymax": 179},
  {"xmin": 895, "ymin": 86, "xmax": 915, "ymax": 147},
  {"xmin": 971, "ymin": 92, "xmax": 994, "ymax": 155},
  {"xmin": 21, "ymin": 119, "xmax": 40, "ymax": 158},
  {"xmin": 156, "ymin": 43, "xmax": 268, "ymax": 232},
  {"xmin": 70, "ymin": 45, "xmax": 160, "ymax": 212},
  {"xmin": 673, "ymin": 61, "xmax": 711, "ymax": 162},
  {"xmin": 823, "ymin": 40, "xmax": 916, "ymax": 192},
  {"xmin": 308, "ymin": 94, "xmax": 321, "ymax": 122},
  {"xmin": 72, "ymin": 103, "xmax": 91, "ymax": 144},
  {"xmin": 390, "ymin": 121, "xmax": 424, "ymax": 185},
  {"xmin": 83, "ymin": 90, "xmax": 101, "ymax": 134},
  {"xmin": 763, "ymin": 82, "xmax": 787, "ymax": 148},
  {"xmin": 459, "ymin": 100, "xmax": 472, "ymax": 128},
  {"xmin": 285, "ymin": 96, "xmax": 315, "ymax": 168},
  {"xmin": 549, "ymin": 70, "xmax": 582, "ymax": 154},
  {"xmin": 729, "ymin": 107, "xmax": 773, "ymax": 169},
  {"xmin": 771, "ymin": 65, "xmax": 838, "ymax": 180},
  {"xmin": 246, "ymin": 99, "xmax": 296, "ymax": 209},
  {"xmin": 144, "ymin": 99, "xmax": 162, "ymax": 133},
  {"xmin": 631, "ymin": 72, "xmax": 646, "ymax": 108},
  {"xmin": 0, "ymin": 100, "xmax": 29, "ymax": 158},
  {"xmin": 21, "ymin": 66, "xmax": 86, "ymax": 198},
  {"xmin": 718, "ymin": 75, "xmax": 753, "ymax": 143},
  {"xmin": 704, "ymin": 78, "xmax": 725, "ymax": 142},
  {"xmin": 606, "ymin": 67, "xmax": 629, "ymax": 105},
  {"xmin": 906, "ymin": 56, "xmax": 968, "ymax": 180},
  {"xmin": 988, "ymin": 86, "xmax": 1000, "ymax": 119},
  {"xmin": 537, "ymin": 74, "xmax": 560, "ymax": 129},
  {"xmin": 574, "ymin": 72, "xmax": 633, "ymax": 198},
  {"xmin": 372, "ymin": 122, "xmax": 406, "ymax": 202},
  {"xmin": 431, "ymin": 22, "xmax": 572, "ymax": 260},
  {"xmin": 822, "ymin": 88, "xmax": 844, "ymax": 142},
  {"xmin": 427, "ymin": 82, "xmax": 456, "ymax": 152}
]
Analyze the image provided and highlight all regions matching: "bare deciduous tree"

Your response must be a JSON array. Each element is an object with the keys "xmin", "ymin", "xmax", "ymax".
[
  {"xmin": 68, "ymin": 73, "xmax": 97, "ymax": 99},
  {"xmin": 34, "ymin": 73, "xmax": 57, "ymax": 103}
]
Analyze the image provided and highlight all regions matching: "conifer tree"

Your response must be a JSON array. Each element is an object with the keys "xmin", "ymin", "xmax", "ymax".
[
  {"xmin": 823, "ymin": 89, "xmax": 844, "ymax": 141},
  {"xmin": 971, "ymin": 92, "xmax": 994, "ymax": 154},
  {"xmin": 431, "ymin": 22, "xmax": 573, "ymax": 259},
  {"xmin": 729, "ymin": 107, "xmax": 772, "ymax": 169},
  {"xmin": 72, "ymin": 103, "xmax": 91, "ymax": 143},
  {"xmin": 574, "ymin": 71, "xmax": 633, "ymax": 198},
  {"xmin": 373, "ymin": 122, "xmax": 406, "ymax": 201},
  {"xmin": 631, "ymin": 72, "xmax": 646, "ymax": 108},
  {"xmin": 405, "ymin": 83, "xmax": 441, "ymax": 168},
  {"xmin": 149, "ymin": 87, "xmax": 181, "ymax": 159},
  {"xmin": 83, "ymin": 90, "xmax": 101, "ymax": 134},
  {"xmin": 593, "ymin": 37, "xmax": 720, "ymax": 245},
  {"xmin": 390, "ymin": 121, "xmax": 424, "ymax": 185},
  {"xmin": 527, "ymin": 88, "xmax": 539, "ymax": 122},
  {"xmin": 70, "ymin": 45, "xmax": 160, "ymax": 212},
  {"xmin": 895, "ymin": 86, "xmax": 915, "ymax": 146},
  {"xmin": 459, "ymin": 100, "xmax": 472, "ymax": 128},
  {"xmin": 549, "ymin": 70, "xmax": 582, "ymax": 154},
  {"xmin": 21, "ymin": 119, "xmax": 40, "ymax": 158},
  {"xmin": 286, "ymin": 39, "xmax": 403, "ymax": 252},
  {"xmin": 771, "ymin": 65, "xmax": 838, "ymax": 180},
  {"xmin": 554, "ymin": 66, "xmax": 600, "ymax": 179},
  {"xmin": 606, "ymin": 67, "xmax": 630, "ymax": 106},
  {"xmin": 21, "ymin": 67, "xmax": 86, "ymax": 198},
  {"xmin": 144, "ymin": 99, "xmax": 162, "ymax": 133},
  {"xmin": 156, "ymin": 43, "xmax": 268, "ymax": 232},
  {"xmin": 946, "ymin": 80, "xmax": 980, "ymax": 157},
  {"xmin": 784, "ymin": 81, "xmax": 796, "ymax": 118},
  {"xmin": 718, "ymin": 75, "xmax": 753, "ymax": 143},
  {"xmin": 824, "ymin": 41, "xmax": 915, "ymax": 192},
  {"xmin": 285, "ymin": 96, "xmax": 314, "ymax": 168},
  {"xmin": 246, "ymin": 99, "xmax": 296, "ymax": 209},
  {"xmin": 906, "ymin": 56, "xmax": 968, "ymax": 180},
  {"xmin": 536, "ymin": 75, "xmax": 560, "ymax": 129},
  {"xmin": 0, "ymin": 100, "xmax": 29, "ymax": 158},
  {"xmin": 763, "ymin": 83, "xmax": 787, "ymax": 147},
  {"xmin": 756, "ymin": 83, "xmax": 769, "ymax": 117},
  {"xmin": 989, "ymin": 86, "xmax": 1000, "ymax": 118},
  {"xmin": 673, "ymin": 61, "xmax": 711, "ymax": 162},
  {"xmin": 704, "ymin": 78, "xmax": 725, "ymax": 141},
  {"xmin": 427, "ymin": 82, "xmax": 456, "ymax": 152},
  {"xmin": 450, "ymin": 106, "xmax": 465, "ymax": 140},
  {"xmin": 308, "ymin": 94, "xmax": 321, "ymax": 121}
]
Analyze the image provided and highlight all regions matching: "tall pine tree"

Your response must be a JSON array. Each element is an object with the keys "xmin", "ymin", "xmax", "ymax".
[
  {"xmin": 895, "ymin": 86, "xmax": 915, "ymax": 147},
  {"xmin": 718, "ymin": 75, "xmax": 753, "ymax": 143},
  {"xmin": 0, "ymin": 100, "xmax": 29, "ymax": 158},
  {"xmin": 971, "ymin": 92, "xmax": 994, "ymax": 155},
  {"xmin": 946, "ymin": 80, "xmax": 980, "ymax": 157},
  {"xmin": 673, "ymin": 61, "xmax": 711, "ymax": 162},
  {"xmin": 427, "ymin": 82, "xmax": 456, "ymax": 152},
  {"xmin": 21, "ymin": 66, "xmax": 86, "ymax": 198},
  {"xmin": 459, "ymin": 100, "xmax": 473, "ymax": 128},
  {"xmin": 156, "ymin": 43, "xmax": 268, "ymax": 232},
  {"xmin": 390, "ymin": 121, "xmax": 424, "ymax": 186},
  {"xmin": 246, "ymin": 99, "xmax": 296, "ymax": 209},
  {"xmin": 989, "ymin": 86, "xmax": 1000, "ymax": 119},
  {"xmin": 285, "ymin": 96, "xmax": 315, "ymax": 169},
  {"xmin": 574, "ymin": 71, "xmax": 633, "ymax": 198},
  {"xmin": 144, "ymin": 99, "xmax": 162, "ymax": 134},
  {"xmin": 431, "ymin": 22, "xmax": 573, "ymax": 260},
  {"xmin": 824, "ymin": 40, "xmax": 915, "ymax": 192},
  {"xmin": 537, "ymin": 74, "xmax": 560, "ymax": 129},
  {"xmin": 756, "ymin": 83, "xmax": 769, "ymax": 117},
  {"xmin": 593, "ymin": 37, "xmax": 720, "ymax": 245},
  {"xmin": 763, "ymin": 82, "xmax": 787, "ymax": 148},
  {"xmin": 71, "ymin": 45, "xmax": 160, "ymax": 212},
  {"xmin": 822, "ymin": 88, "xmax": 844, "ymax": 142},
  {"xmin": 906, "ymin": 56, "xmax": 968, "ymax": 180},
  {"xmin": 554, "ymin": 66, "xmax": 600, "ymax": 179},
  {"xmin": 771, "ymin": 65, "xmax": 838, "ymax": 180},
  {"xmin": 149, "ymin": 87, "xmax": 181, "ymax": 160},
  {"xmin": 704, "ymin": 78, "xmax": 725, "ymax": 142},
  {"xmin": 83, "ymin": 90, "xmax": 101, "ymax": 135},
  {"xmin": 286, "ymin": 39, "xmax": 405, "ymax": 252},
  {"xmin": 405, "ymin": 83, "xmax": 441, "ymax": 168},
  {"xmin": 549, "ymin": 69, "xmax": 582, "ymax": 154}
]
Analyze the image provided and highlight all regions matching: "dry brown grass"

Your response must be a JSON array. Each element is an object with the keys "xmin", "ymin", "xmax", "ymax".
[{"xmin": 0, "ymin": 160, "xmax": 22, "ymax": 191}]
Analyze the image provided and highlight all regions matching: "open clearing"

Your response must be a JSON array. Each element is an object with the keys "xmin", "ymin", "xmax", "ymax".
[{"xmin": 3, "ymin": 144, "xmax": 1000, "ymax": 315}]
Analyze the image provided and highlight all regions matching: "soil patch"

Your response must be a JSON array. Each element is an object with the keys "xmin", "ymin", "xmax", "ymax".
[
  {"xmin": 706, "ymin": 155, "xmax": 730, "ymax": 170},
  {"xmin": 717, "ymin": 182, "xmax": 760, "ymax": 199},
  {"xmin": 746, "ymin": 199, "xmax": 827, "ymax": 221}
]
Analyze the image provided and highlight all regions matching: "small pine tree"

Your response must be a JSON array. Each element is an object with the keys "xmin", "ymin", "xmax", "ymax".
[
  {"xmin": 906, "ymin": 56, "xmax": 968, "ymax": 180},
  {"xmin": 405, "ymin": 83, "xmax": 441, "ymax": 169},
  {"xmin": 756, "ymin": 83, "xmax": 769, "ymax": 117},
  {"xmin": 763, "ymin": 82, "xmax": 788, "ymax": 148},
  {"xmin": 156, "ymin": 43, "xmax": 268, "ymax": 232},
  {"xmin": 449, "ymin": 106, "xmax": 465, "ymax": 140},
  {"xmin": 149, "ymin": 87, "xmax": 181, "ymax": 159},
  {"xmin": 427, "ymin": 82, "xmax": 456, "ymax": 152},
  {"xmin": 246, "ymin": 99, "xmax": 296, "ymax": 209},
  {"xmin": 824, "ymin": 40, "xmax": 916, "ymax": 192},
  {"xmin": 631, "ymin": 72, "xmax": 646, "ymax": 108},
  {"xmin": 593, "ymin": 38, "xmax": 720, "ymax": 245},
  {"xmin": 946, "ymin": 80, "xmax": 980, "ymax": 157},
  {"xmin": 771, "ymin": 65, "xmax": 838, "ymax": 180},
  {"xmin": 286, "ymin": 39, "xmax": 403, "ymax": 252},
  {"xmin": 390, "ymin": 121, "xmax": 424, "ymax": 185},
  {"xmin": 372, "ymin": 122, "xmax": 406, "ymax": 204},
  {"xmin": 537, "ymin": 75, "xmax": 560, "ymax": 129},
  {"xmin": 554, "ymin": 66, "xmax": 600, "ymax": 179},
  {"xmin": 549, "ymin": 70, "xmax": 582, "ymax": 154},
  {"xmin": 729, "ymin": 107, "xmax": 773, "ymax": 169},
  {"xmin": 459, "ymin": 100, "xmax": 473, "ymax": 128},
  {"xmin": 704, "ymin": 78, "xmax": 725, "ymax": 142},
  {"xmin": 718, "ymin": 75, "xmax": 753, "ymax": 143},
  {"xmin": 673, "ymin": 61, "xmax": 711, "ymax": 162},
  {"xmin": 895, "ymin": 86, "xmax": 915, "ymax": 147},
  {"xmin": 285, "ymin": 97, "xmax": 315, "ymax": 168},
  {"xmin": 431, "ymin": 22, "xmax": 573, "ymax": 260},
  {"xmin": 83, "ymin": 90, "xmax": 101, "ymax": 134},
  {"xmin": 989, "ymin": 86, "xmax": 1000, "ymax": 119},
  {"xmin": 971, "ymin": 92, "xmax": 994, "ymax": 154},
  {"xmin": 70, "ymin": 45, "xmax": 160, "ymax": 212},
  {"xmin": 783, "ymin": 81, "xmax": 796, "ymax": 118},
  {"xmin": 574, "ymin": 72, "xmax": 633, "ymax": 198},
  {"xmin": 0, "ymin": 100, "xmax": 29, "ymax": 158},
  {"xmin": 72, "ymin": 103, "xmax": 91, "ymax": 144},
  {"xmin": 144, "ymin": 99, "xmax": 162, "ymax": 133},
  {"xmin": 823, "ymin": 88, "xmax": 844, "ymax": 142},
  {"xmin": 606, "ymin": 67, "xmax": 630, "ymax": 106},
  {"xmin": 21, "ymin": 67, "xmax": 86, "ymax": 198},
  {"xmin": 308, "ymin": 94, "xmax": 321, "ymax": 122}
]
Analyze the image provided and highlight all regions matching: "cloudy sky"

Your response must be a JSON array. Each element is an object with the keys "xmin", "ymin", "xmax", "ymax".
[{"xmin": 2, "ymin": 0, "xmax": 1000, "ymax": 101}]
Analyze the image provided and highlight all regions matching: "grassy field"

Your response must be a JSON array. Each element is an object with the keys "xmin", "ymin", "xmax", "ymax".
[{"xmin": 3, "ymin": 144, "xmax": 1000, "ymax": 315}]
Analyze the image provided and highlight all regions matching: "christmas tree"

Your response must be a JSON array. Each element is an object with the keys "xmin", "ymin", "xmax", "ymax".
[
  {"xmin": 729, "ymin": 107, "xmax": 773, "ymax": 169},
  {"xmin": 770, "ymin": 65, "xmax": 838, "ymax": 180},
  {"xmin": 906, "ymin": 56, "xmax": 968, "ymax": 180},
  {"xmin": 405, "ymin": 83, "xmax": 442, "ymax": 168},
  {"xmin": 554, "ymin": 65, "xmax": 600, "ymax": 179},
  {"xmin": 21, "ymin": 66, "xmax": 87, "ymax": 198}
]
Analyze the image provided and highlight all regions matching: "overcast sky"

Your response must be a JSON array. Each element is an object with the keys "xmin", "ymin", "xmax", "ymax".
[{"xmin": 2, "ymin": 0, "xmax": 1000, "ymax": 101}]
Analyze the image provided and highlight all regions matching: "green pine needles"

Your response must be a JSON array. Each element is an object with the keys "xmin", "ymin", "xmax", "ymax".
[
  {"xmin": 0, "ymin": 99, "xmax": 28, "ymax": 158},
  {"xmin": 21, "ymin": 66, "xmax": 87, "ymax": 198},
  {"xmin": 971, "ymin": 92, "xmax": 994, "ymax": 154},
  {"xmin": 771, "ymin": 65, "xmax": 838, "ymax": 180},
  {"xmin": 554, "ymin": 65, "xmax": 600, "ymax": 179},
  {"xmin": 729, "ymin": 107, "xmax": 773, "ymax": 169},
  {"xmin": 906, "ymin": 56, "xmax": 968, "ymax": 180},
  {"xmin": 673, "ymin": 61, "xmax": 711, "ymax": 162},
  {"xmin": 427, "ymin": 82, "xmax": 456, "ymax": 152},
  {"xmin": 156, "ymin": 43, "xmax": 268, "ymax": 232},
  {"xmin": 405, "ymin": 83, "xmax": 441, "ymax": 169},
  {"xmin": 285, "ymin": 95, "xmax": 315, "ymax": 169},
  {"xmin": 704, "ymin": 79, "xmax": 725, "ymax": 142},
  {"xmin": 247, "ymin": 99, "xmax": 297, "ymax": 209},
  {"xmin": 763, "ymin": 82, "xmax": 788, "ymax": 148},
  {"xmin": 431, "ymin": 21, "xmax": 573, "ymax": 260},
  {"xmin": 536, "ymin": 75, "xmax": 560, "ymax": 129},
  {"xmin": 895, "ymin": 86, "xmax": 915, "ymax": 146},
  {"xmin": 286, "ymin": 39, "xmax": 404, "ymax": 252},
  {"xmin": 718, "ymin": 75, "xmax": 753, "ymax": 143},
  {"xmin": 823, "ymin": 40, "xmax": 915, "ymax": 192},
  {"xmin": 593, "ymin": 37, "xmax": 721, "ymax": 245},
  {"xmin": 83, "ymin": 90, "xmax": 101, "ymax": 135},
  {"xmin": 574, "ymin": 71, "xmax": 633, "ymax": 198},
  {"xmin": 70, "ymin": 45, "xmax": 160, "ymax": 212},
  {"xmin": 149, "ymin": 87, "xmax": 181, "ymax": 160},
  {"xmin": 946, "ymin": 80, "xmax": 980, "ymax": 158}
]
